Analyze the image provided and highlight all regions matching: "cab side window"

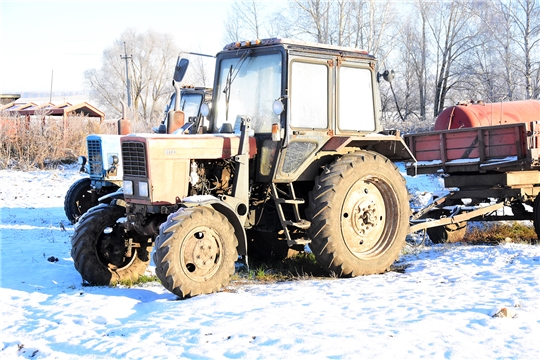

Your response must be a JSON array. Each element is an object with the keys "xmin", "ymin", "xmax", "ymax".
[
  {"xmin": 339, "ymin": 66, "xmax": 375, "ymax": 132},
  {"xmin": 290, "ymin": 61, "xmax": 328, "ymax": 129}
]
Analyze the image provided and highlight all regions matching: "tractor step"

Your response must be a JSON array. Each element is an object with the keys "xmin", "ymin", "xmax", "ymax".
[
  {"xmin": 287, "ymin": 238, "xmax": 311, "ymax": 246},
  {"xmin": 274, "ymin": 198, "xmax": 305, "ymax": 205},
  {"xmin": 284, "ymin": 219, "xmax": 311, "ymax": 229}
]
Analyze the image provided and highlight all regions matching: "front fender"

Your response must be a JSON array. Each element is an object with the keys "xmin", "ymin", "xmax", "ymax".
[{"xmin": 182, "ymin": 195, "xmax": 247, "ymax": 256}]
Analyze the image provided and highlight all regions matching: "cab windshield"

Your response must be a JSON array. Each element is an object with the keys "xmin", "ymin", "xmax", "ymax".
[
  {"xmin": 180, "ymin": 93, "xmax": 204, "ymax": 120},
  {"xmin": 213, "ymin": 52, "xmax": 282, "ymax": 134},
  {"xmin": 164, "ymin": 92, "xmax": 203, "ymax": 120}
]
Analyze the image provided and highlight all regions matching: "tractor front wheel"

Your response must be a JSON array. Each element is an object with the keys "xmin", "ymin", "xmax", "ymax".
[{"xmin": 154, "ymin": 207, "xmax": 238, "ymax": 299}]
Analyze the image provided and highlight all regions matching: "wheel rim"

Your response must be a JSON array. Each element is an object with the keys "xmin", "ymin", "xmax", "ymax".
[
  {"xmin": 341, "ymin": 176, "xmax": 399, "ymax": 258},
  {"xmin": 180, "ymin": 226, "xmax": 223, "ymax": 282},
  {"xmin": 96, "ymin": 222, "xmax": 137, "ymax": 271}
]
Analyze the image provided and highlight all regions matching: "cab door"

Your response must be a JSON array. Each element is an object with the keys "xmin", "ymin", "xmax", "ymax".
[{"xmin": 273, "ymin": 54, "xmax": 333, "ymax": 182}]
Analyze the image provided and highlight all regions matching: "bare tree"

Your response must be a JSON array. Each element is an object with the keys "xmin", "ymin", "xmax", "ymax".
[
  {"xmin": 503, "ymin": 0, "xmax": 540, "ymax": 99},
  {"xmin": 349, "ymin": 0, "xmax": 395, "ymax": 59},
  {"xmin": 291, "ymin": 0, "xmax": 333, "ymax": 43},
  {"xmin": 422, "ymin": 0, "xmax": 484, "ymax": 116},
  {"xmin": 84, "ymin": 28, "xmax": 180, "ymax": 123},
  {"xmin": 223, "ymin": 0, "xmax": 269, "ymax": 43},
  {"xmin": 393, "ymin": 4, "xmax": 430, "ymax": 121}
]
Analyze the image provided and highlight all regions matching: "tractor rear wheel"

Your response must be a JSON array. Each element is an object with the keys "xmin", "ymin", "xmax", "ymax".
[
  {"xmin": 154, "ymin": 207, "xmax": 238, "ymax": 298},
  {"xmin": 71, "ymin": 204, "xmax": 151, "ymax": 285},
  {"xmin": 307, "ymin": 151, "xmax": 409, "ymax": 277}
]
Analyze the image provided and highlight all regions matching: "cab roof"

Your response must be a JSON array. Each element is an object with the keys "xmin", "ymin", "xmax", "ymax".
[{"xmin": 222, "ymin": 38, "xmax": 375, "ymax": 60}]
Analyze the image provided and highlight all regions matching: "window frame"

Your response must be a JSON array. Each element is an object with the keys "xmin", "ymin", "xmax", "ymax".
[{"xmin": 287, "ymin": 57, "xmax": 332, "ymax": 131}]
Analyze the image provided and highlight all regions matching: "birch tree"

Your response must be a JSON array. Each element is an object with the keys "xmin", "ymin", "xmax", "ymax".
[
  {"xmin": 423, "ymin": 0, "xmax": 483, "ymax": 116},
  {"xmin": 504, "ymin": 0, "xmax": 540, "ymax": 99}
]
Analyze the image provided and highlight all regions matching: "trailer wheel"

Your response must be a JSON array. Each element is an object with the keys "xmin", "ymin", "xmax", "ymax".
[
  {"xmin": 154, "ymin": 207, "xmax": 238, "ymax": 298},
  {"xmin": 71, "ymin": 204, "xmax": 150, "ymax": 285},
  {"xmin": 64, "ymin": 178, "xmax": 95, "ymax": 224},
  {"xmin": 307, "ymin": 151, "xmax": 409, "ymax": 277},
  {"xmin": 533, "ymin": 197, "xmax": 540, "ymax": 239},
  {"xmin": 427, "ymin": 224, "xmax": 467, "ymax": 244}
]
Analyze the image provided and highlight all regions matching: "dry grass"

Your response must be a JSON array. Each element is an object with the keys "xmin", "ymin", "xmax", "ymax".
[
  {"xmin": 113, "ymin": 274, "xmax": 161, "ymax": 288},
  {"xmin": 0, "ymin": 112, "xmax": 116, "ymax": 170},
  {"xmin": 230, "ymin": 252, "xmax": 328, "ymax": 285},
  {"xmin": 463, "ymin": 222, "xmax": 538, "ymax": 245}
]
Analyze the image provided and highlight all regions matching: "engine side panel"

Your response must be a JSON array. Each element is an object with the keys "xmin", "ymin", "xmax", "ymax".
[{"xmin": 122, "ymin": 134, "xmax": 257, "ymax": 205}]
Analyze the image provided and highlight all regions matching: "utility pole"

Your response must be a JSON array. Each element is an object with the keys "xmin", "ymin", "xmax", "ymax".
[
  {"xmin": 49, "ymin": 70, "xmax": 53, "ymax": 103},
  {"xmin": 120, "ymin": 42, "xmax": 132, "ymax": 108}
]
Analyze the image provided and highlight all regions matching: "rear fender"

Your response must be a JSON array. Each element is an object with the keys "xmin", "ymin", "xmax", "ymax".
[{"xmin": 182, "ymin": 195, "xmax": 247, "ymax": 256}]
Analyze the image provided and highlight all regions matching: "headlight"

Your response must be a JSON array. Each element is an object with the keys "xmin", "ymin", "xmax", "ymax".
[
  {"xmin": 108, "ymin": 155, "xmax": 119, "ymax": 165},
  {"xmin": 200, "ymin": 102, "xmax": 211, "ymax": 117},
  {"xmin": 138, "ymin": 181, "xmax": 149, "ymax": 197},
  {"xmin": 78, "ymin": 156, "xmax": 87, "ymax": 166},
  {"xmin": 124, "ymin": 181, "xmax": 133, "ymax": 195}
]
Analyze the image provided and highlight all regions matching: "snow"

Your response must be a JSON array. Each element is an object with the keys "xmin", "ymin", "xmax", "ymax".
[
  {"xmin": 1, "ymin": 166, "xmax": 540, "ymax": 359},
  {"xmin": 409, "ymin": 156, "xmax": 520, "ymax": 169}
]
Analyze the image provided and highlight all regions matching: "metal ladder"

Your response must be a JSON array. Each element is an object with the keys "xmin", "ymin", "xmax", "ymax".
[{"xmin": 270, "ymin": 183, "xmax": 311, "ymax": 246}]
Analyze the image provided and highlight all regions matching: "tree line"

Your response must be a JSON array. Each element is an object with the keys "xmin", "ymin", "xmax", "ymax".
[
  {"xmin": 225, "ymin": 0, "xmax": 539, "ymax": 126},
  {"xmin": 85, "ymin": 0, "xmax": 539, "ymax": 129}
]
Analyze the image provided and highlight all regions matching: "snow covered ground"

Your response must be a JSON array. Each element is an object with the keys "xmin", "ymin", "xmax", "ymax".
[{"xmin": 1, "ymin": 166, "xmax": 539, "ymax": 359}]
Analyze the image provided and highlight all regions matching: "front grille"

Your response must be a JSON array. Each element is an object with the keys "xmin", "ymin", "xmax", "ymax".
[
  {"xmin": 122, "ymin": 141, "xmax": 147, "ymax": 177},
  {"xmin": 87, "ymin": 139, "xmax": 103, "ymax": 176}
]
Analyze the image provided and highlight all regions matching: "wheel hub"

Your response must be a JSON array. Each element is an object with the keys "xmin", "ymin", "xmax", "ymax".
[
  {"xmin": 341, "ymin": 181, "xmax": 386, "ymax": 253},
  {"xmin": 181, "ymin": 227, "xmax": 222, "ymax": 281},
  {"xmin": 192, "ymin": 238, "xmax": 216, "ymax": 270},
  {"xmin": 353, "ymin": 201, "xmax": 379, "ymax": 235}
]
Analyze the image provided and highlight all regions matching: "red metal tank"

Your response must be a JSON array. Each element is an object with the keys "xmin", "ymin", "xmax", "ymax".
[{"xmin": 434, "ymin": 100, "xmax": 540, "ymax": 130}]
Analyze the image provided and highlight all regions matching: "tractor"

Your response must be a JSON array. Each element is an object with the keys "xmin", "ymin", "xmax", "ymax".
[{"xmin": 71, "ymin": 38, "xmax": 414, "ymax": 298}]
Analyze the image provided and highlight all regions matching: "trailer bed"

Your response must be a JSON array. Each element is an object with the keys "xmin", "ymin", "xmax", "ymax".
[{"xmin": 404, "ymin": 122, "xmax": 540, "ymax": 175}]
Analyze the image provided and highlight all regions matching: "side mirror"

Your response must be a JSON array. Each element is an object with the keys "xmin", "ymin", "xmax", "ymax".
[
  {"xmin": 273, "ymin": 99, "xmax": 284, "ymax": 115},
  {"xmin": 173, "ymin": 58, "xmax": 189, "ymax": 83},
  {"xmin": 377, "ymin": 69, "xmax": 395, "ymax": 83}
]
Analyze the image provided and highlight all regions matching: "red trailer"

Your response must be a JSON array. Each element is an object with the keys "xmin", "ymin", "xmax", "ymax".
[{"xmin": 405, "ymin": 100, "xmax": 540, "ymax": 243}]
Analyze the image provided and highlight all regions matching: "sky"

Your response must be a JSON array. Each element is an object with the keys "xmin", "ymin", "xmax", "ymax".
[{"xmin": 0, "ymin": 0, "xmax": 233, "ymax": 94}]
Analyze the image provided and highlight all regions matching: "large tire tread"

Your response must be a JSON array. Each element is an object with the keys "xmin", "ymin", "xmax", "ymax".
[
  {"xmin": 71, "ymin": 205, "xmax": 149, "ymax": 285},
  {"xmin": 307, "ymin": 151, "xmax": 409, "ymax": 277},
  {"xmin": 154, "ymin": 207, "xmax": 237, "ymax": 299}
]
